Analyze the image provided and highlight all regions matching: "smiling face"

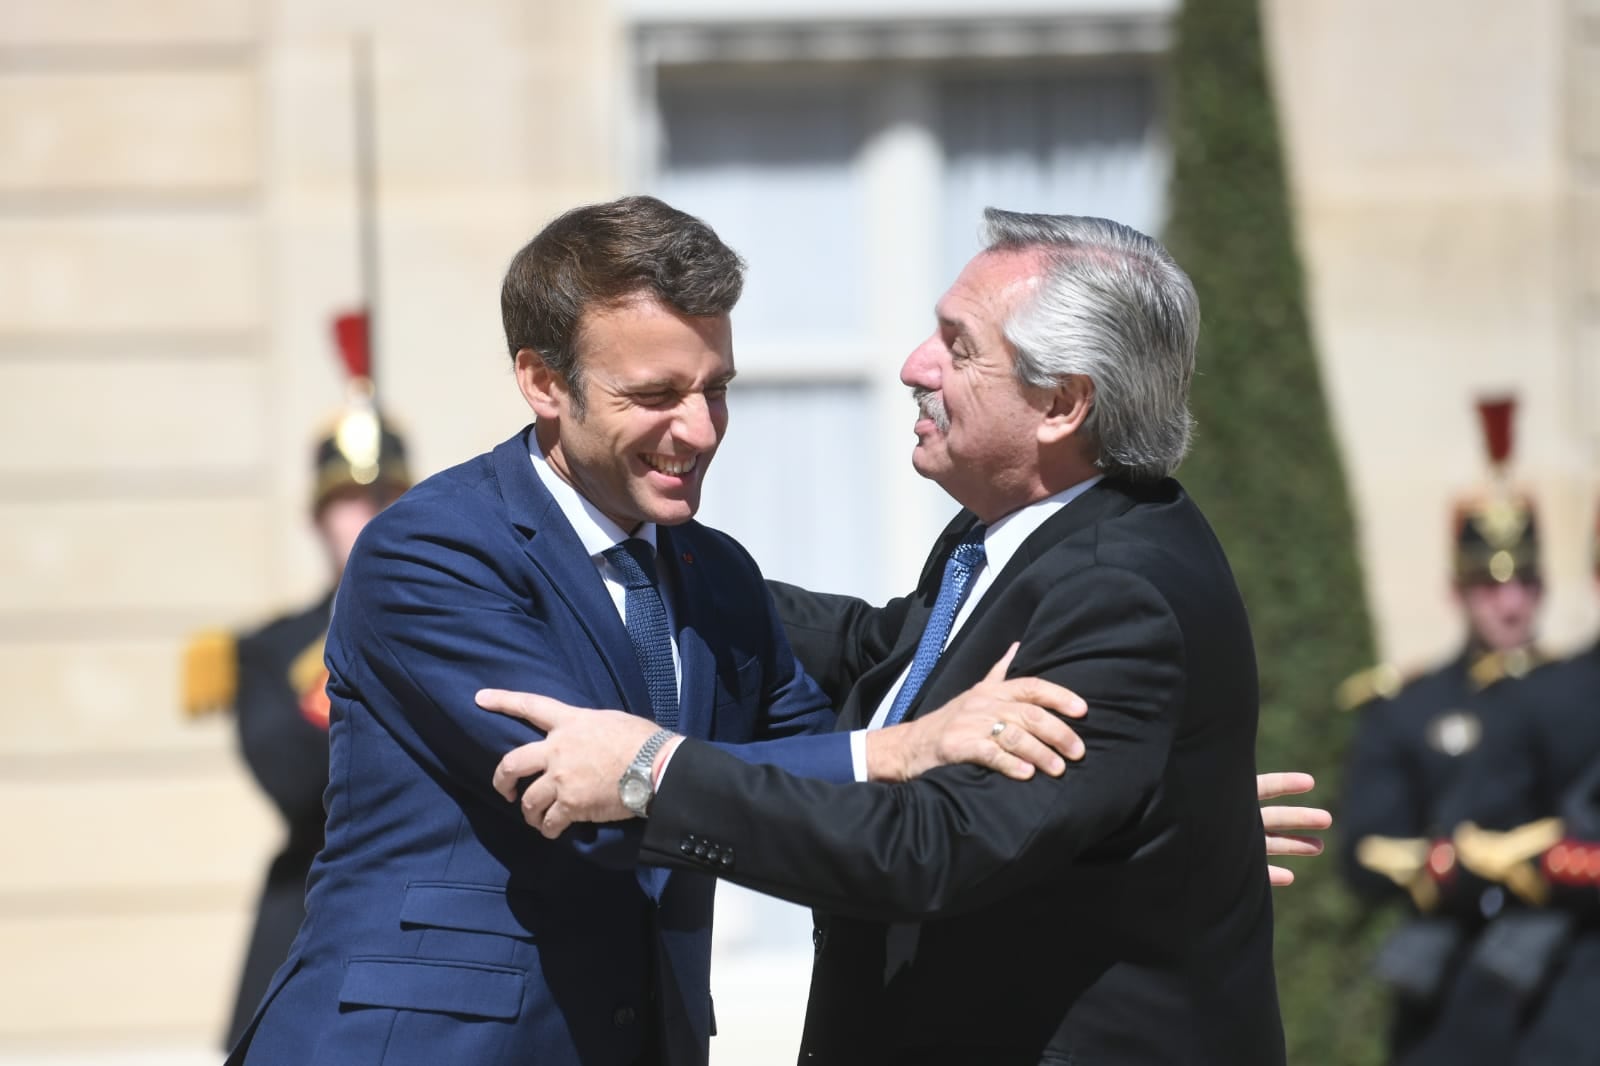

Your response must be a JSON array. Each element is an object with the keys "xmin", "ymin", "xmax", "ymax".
[
  {"xmin": 900, "ymin": 248, "xmax": 1060, "ymax": 522},
  {"xmin": 518, "ymin": 295, "xmax": 734, "ymax": 532}
]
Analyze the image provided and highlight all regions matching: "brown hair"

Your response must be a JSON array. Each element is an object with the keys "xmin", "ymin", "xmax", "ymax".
[{"xmin": 501, "ymin": 195, "xmax": 745, "ymax": 414}]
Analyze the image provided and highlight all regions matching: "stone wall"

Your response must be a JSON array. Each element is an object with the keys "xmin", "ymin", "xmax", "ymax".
[
  {"xmin": 1264, "ymin": 0, "xmax": 1597, "ymax": 666},
  {"xmin": 0, "ymin": 0, "xmax": 617, "ymax": 1049}
]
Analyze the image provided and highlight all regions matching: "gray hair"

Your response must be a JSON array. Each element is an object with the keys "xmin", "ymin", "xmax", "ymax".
[{"xmin": 983, "ymin": 208, "xmax": 1199, "ymax": 481}]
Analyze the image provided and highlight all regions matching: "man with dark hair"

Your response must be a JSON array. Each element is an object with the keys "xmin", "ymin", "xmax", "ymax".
[
  {"xmin": 225, "ymin": 196, "xmax": 1087, "ymax": 1066},
  {"xmin": 482, "ymin": 210, "xmax": 1293, "ymax": 1064}
]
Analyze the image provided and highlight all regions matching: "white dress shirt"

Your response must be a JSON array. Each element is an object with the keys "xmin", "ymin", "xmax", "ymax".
[{"xmin": 862, "ymin": 475, "xmax": 1105, "ymax": 737}]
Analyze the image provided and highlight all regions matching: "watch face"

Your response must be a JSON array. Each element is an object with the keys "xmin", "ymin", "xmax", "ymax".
[{"xmin": 620, "ymin": 773, "xmax": 651, "ymax": 813}]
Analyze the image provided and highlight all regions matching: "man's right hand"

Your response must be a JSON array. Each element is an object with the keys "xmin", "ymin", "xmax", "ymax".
[{"xmin": 867, "ymin": 643, "xmax": 1087, "ymax": 783}]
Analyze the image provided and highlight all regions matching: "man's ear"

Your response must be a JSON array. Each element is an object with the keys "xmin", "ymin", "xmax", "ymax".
[
  {"xmin": 515, "ymin": 348, "xmax": 567, "ymax": 420},
  {"xmin": 1038, "ymin": 374, "xmax": 1094, "ymax": 445}
]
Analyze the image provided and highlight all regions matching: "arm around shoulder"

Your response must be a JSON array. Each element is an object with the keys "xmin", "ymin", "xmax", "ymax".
[
  {"xmin": 641, "ymin": 566, "xmax": 1188, "ymax": 918},
  {"xmin": 332, "ymin": 488, "xmax": 644, "ymax": 866}
]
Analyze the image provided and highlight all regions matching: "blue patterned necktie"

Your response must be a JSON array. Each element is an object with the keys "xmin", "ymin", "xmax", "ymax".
[
  {"xmin": 602, "ymin": 538, "xmax": 679, "ymax": 729},
  {"xmin": 883, "ymin": 525, "xmax": 988, "ymax": 727}
]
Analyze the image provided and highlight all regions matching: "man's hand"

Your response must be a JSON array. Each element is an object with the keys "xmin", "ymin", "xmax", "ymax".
[
  {"xmin": 1258, "ymin": 771, "xmax": 1332, "ymax": 886},
  {"xmin": 868, "ymin": 643, "xmax": 1087, "ymax": 783},
  {"xmin": 477, "ymin": 689, "xmax": 673, "ymax": 838}
]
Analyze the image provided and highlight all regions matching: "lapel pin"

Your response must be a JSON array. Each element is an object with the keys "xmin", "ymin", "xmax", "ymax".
[{"xmin": 681, "ymin": 551, "xmax": 695, "ymax": 565}]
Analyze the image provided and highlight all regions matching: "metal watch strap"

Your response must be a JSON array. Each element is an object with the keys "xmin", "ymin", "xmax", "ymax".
[{"xmin": 631, "ymin": 728, "xmax": 676, "ymax": 777}]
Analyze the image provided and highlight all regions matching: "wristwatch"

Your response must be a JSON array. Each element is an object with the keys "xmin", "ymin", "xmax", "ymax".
[{"xmin": 619, "ymin": 728, "xmax": 678, "ymax": 817}]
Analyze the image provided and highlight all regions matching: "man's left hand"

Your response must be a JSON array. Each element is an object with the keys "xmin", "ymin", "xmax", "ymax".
[
  {"xmin": 1258, "ymin": 771, "xmax": 1332, "ymax": 887},
  {"xmin": 867, "ymin": 643, "xmax": 1087, "ymax": 783},
  {"xmin": 477, "ymin": 689, "xmax": 671, "ymax": 838}
]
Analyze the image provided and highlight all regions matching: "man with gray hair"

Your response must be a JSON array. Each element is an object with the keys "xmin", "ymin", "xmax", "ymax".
[{"xmin": 482, "ymin": 209, "xmax": 1290, "ymax": 1064}]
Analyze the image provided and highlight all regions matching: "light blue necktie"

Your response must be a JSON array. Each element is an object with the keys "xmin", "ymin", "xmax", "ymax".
[
  {"xmin": 883, "ymin": 526, "xmax": 987, "ymax": 727},
  {"xmin": 602, "ymin": 538, "xmax": 679, "ymax": 730}
]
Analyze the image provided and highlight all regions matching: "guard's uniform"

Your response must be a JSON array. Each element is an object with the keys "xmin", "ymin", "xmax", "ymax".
[
  {"xmin": 1499, "ymin": 649, "xmax": 1600, "ymax": 1066},
  {"xmin": 1449, "ymin": 644, "xmax": 1600, "ymax": 833},
  {"xmin": 1339, "ymin": 650, "xmax": 1542, "ymax": 898},
  {"xmin": 1338, "ymin": 396, "xmax": 1547, "ymax": 1064},
  {"xmin": 1339, "ymin": 648, "xmax": 1541, "ymax": 1060},
  {"xmin": 1437, "ymin": 560, "xmax": 1600, "ymax": 1065}
]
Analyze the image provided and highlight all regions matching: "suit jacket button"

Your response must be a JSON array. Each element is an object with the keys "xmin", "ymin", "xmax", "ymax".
[
  {"xmin": 720, "ymin": 853, "xmax": 733, "ymax": 868},
  {"xmin": 693, "ymin": 842, "xmax": 708, "ymax": 858},
  {"xmin": 614, "ymin": 1006, "xmax": 636, "ymax": 1028},
  {"xmin": 680, "ymin": 839, "xmax": 693, "ymax": 855}
]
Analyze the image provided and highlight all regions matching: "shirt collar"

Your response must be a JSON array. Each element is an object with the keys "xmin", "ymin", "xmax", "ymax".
[
  {"xmin": 528, "ymin": 428, "xmax": 658, "ymax": 561},
  {"xmin": 981, "ymin": 475, "xmax": 1104, "ymax": 575}
]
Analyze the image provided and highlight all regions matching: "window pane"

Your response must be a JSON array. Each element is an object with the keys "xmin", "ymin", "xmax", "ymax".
[
  {"xmin": 656, "ymin": 77, "xmax": 871, "ymax": 359},
  {"xmin": 939, "ymin": 70, "xmax": 1166, "ymax": 276},
  {"xmin": 695, "ymin": 382, "xmax": 877, "ymax": 597}
]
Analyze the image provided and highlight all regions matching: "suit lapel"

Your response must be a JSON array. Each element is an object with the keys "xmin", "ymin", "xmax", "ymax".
[
  {"xmin": 656, "ymin": 526, "xmax": 717, "ymax": 740},
  {"xmin": 837, "ymin": 656, "xmax": 913, "ymax": 732},
  {"xmin": 901, "ymin": 479, "xmax": 1139, "ymax": 722},
  {"xmin": 832, "ymin": 516, "xmax": 974, "ymax": 731},
  {"xmin": 493, "ymin": 429, "xmax": 676, "ymax": 905},
  {"xmin": 490, "ymin": 429, "xmax": 655, "ymax": 721}
]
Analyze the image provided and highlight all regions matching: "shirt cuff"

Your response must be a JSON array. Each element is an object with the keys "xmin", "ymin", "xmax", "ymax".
[
  {"xmin": 652, "ymin": 736, "xmax": 684, "ymax": 788},
  {"xmin": 849, "ymin": 729, "xmax": 869, "ymax": 783}
]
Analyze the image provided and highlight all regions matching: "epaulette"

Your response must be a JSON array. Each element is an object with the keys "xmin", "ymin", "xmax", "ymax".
[
  {"xmin": 182, "ymin": 629, "xmax": 237, "ymax": 719},
  {"xmin": 1336, "ymin": 663, "xmax": 1406, "ymax": 712},
  {"xmin": 1468, "ymin": 646, "xmax": 1547, "ymax": 691}
]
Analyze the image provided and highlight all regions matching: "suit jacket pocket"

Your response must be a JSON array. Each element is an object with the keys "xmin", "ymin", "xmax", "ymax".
[
  {"xmin": 339, "ymin": 956, "xmax": 524, "ymax": 1020},
  {"xmin": 399, "ymin": 880, "xmax": 539, "ymax": 940},
  {"xmin": 713, "ymin": 655, "xmax": 761, "ymax": 711}
]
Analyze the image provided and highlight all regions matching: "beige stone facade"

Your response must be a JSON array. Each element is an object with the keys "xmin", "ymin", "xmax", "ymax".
[
  {"xmin": 0, "ymin": 0, "xmax": 1593, "ymax": 1056},
  {"xmin": 1266, "ymin": 0, "xmax": 1598, "ymax": 667},
  {"xmin": 0, "ymin": 0, "xmax": 617, "ymax": 1052}
]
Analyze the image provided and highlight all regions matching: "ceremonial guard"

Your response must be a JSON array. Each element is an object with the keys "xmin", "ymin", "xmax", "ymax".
[
  {"xmin": 1337, "ymin": 397, "xmax": 1546, "ymax": 1062},
  {"xmin": 182, "ymin": 314, "xmax": 411, "ymax": 1048},
  {"xmin": 1434, "ymin": 502, "xmax": 1600, "ymax": 1065}
]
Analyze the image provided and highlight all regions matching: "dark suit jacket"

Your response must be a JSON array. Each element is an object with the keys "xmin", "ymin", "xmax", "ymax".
[
  {"xmin": 1424, "ymin": 646, "xmax": 1600, "ymax": 1066},
  {"xmin": 1335, "ymin": 652, "xmax": 1534, "ymax": 1060},
  {"xmin": 639, "ymin": 478, "xmax": 1285, "ymax": 1065},
  {"xmin": 228, "ymin": 427, "xmax": 851, "ymax": 1066},
  {"xmin": 1439, "ymin": 643, "xmax": 1600, "ymax": 832}
]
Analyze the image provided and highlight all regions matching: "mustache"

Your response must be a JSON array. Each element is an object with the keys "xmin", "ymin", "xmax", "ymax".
[{"xmin": 912, "ymin": 388, "xmax": 949, "ymax": 432}]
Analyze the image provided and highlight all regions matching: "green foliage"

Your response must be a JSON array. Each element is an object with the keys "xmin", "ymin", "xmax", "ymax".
[{"xmin": 1162, "ymin": 0, "xmax": 1388, "ymax": 1061}]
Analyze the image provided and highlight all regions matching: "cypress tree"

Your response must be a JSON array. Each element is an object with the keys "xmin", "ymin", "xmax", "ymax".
[{"xmin": 1163, "ymin": 1, "xmax": 1386, "ymax": 1061}]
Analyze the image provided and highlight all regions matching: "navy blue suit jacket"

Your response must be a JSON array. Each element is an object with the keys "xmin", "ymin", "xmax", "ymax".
[{"xmin": 229, "ymin": 428, "xmax": 850, "ymax": 1066}]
